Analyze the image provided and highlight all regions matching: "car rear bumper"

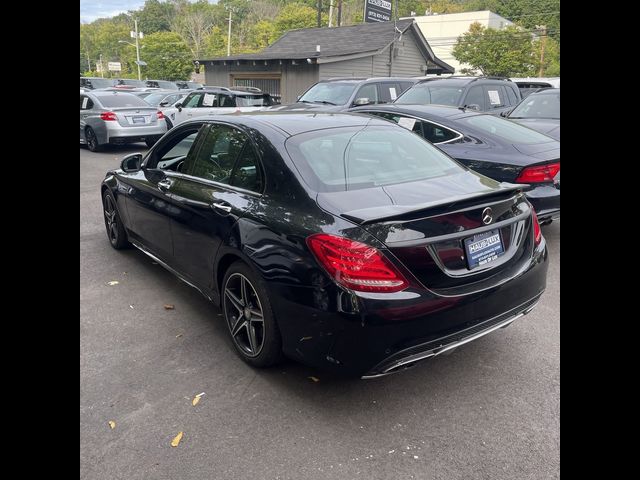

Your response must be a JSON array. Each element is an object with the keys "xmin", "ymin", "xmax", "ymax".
[
  {"xmin": 105, "ymin": 122, "xmax": 166, "ymax": 143},
  {"xmin": 268, "ymin": 240, "xmax": 548, "ymax": 377},
  {"xmin": 525, "ymin": 184, "xmax": 559, "ymax": 221}
]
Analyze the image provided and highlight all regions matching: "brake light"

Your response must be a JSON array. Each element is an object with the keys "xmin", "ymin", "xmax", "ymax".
[
  {"xmin": 157, "ymin": 111, "xmax": 165, "ymax": 119},
  {"xmin": 532, "ymin": 209, "xmax": 542, "ymax": 245},
  {"xmin": 516, "ymin": 162, "xmax": 560, "ymax": 183},
  {"xmin": 100, "ymin": 111, "xmax": 117, "ymax": 121},
  {"xmin": 306, "ymin": 234, "xmax": 409, "ymax": 293}
]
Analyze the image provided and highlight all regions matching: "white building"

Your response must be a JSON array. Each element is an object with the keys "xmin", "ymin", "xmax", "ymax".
[{"xmin": 404, "ymin": 11, "xmax": 514, "ymax": 74}]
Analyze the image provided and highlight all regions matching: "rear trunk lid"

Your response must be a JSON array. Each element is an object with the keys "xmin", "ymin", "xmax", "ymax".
[
  {"xmin": 317, "ymin": 172, "xmax": 536, "ymax": 295},
  {"xmin": 111, "ymin": 107, "xmax": 159, "ymax": 128}
]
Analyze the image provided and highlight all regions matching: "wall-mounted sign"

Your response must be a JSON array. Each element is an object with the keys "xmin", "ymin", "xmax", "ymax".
[{"xmin": 365, "ymin": 0, "xmax": 392, "ymax": 23}]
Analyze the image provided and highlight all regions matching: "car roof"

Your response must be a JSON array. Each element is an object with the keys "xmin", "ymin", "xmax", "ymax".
[
  {"xmin": 181, "ymin": 112, "xmax": 391, "ymax": 136},
  {"xmin": 319, "ymin": 77, "xmax": 419, "ymax": 83},
  {"xmin": 351, "ymin": 103, "xmax": 475, "ymax": 119},
  {"xmin": 192, "ymin": 87, "xmax": 267, "ymax": 95},
  {"xmin": 417, "ymin": 76, "xmax": 513, "ymax": 86}
]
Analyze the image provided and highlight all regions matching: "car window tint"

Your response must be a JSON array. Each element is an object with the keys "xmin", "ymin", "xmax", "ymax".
[
  {"xmin": 464, "ymin": 86, "xmax": 485, "ymax": 110},
  {"xmin": 183, "ymin": 93, "xmax": 202, "ymax": 108},
  {"xmin": 485, "ymin": 86, "xmax": 504, "ymax": 109},
  {"xmin": 231, "ymin": 144, "xmax": 262, "ymax": 192},
  {"xmin": 461, "ymin": 114, "xmax": 555, "ymax": 144},
  {"xmin": 369, "ymin": 112, "xmax": 424, "ymax": 136},
  {"xmin": 80, "ymin": 95, "xmax": 93, "ymax": 110},
  {"xmin": 151, "ymin": 127, "xmax": 204, "ymax": 171},
  {"xmin": 421, "ymin": 121, "xmax": 460, "ymax": 143},
  {"xmin": 190, "ymin": 125, "xmax": 247, "ymax": 184},
  {"xmin": 285, "ymin": 125, "xmax": 464, "ymax": 192},
  {"xmin": 218, "ymin": 94, "xmax": 234, "ymax": 107},
  {"xmin": 505, "ymin": 85, "xmax": 518, "ymax": 105},
  {"xmin": 378, "ymin": 83, "xmax": 399, "ymax": 103},
  {"xmin": 355, "ymin": 84, "xmax": 379, "ymax": 104}
]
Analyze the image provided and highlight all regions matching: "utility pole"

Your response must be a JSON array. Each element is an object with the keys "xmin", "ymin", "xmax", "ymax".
[
  {"xmin": 317, "ymin": 1, "xmax": 321, "ymax": 27},
  {"xmin": 537, "ymin": 25, "xmax": 547, "ymax": 77},
  {"xmin": 227, "ymin": 9, "xmax": 232, "ymax": 56},
  {"xmin": 328, "ymin": 0, "xmax": 334, "ymax": 27},
  {"xmin": 134, "ymin": 19, "xmax": 142, "ymax": 80},
  {"xmin": 86, "ymin": 50, "xmax": 91, "ymax": 72},
  {"xmin": 99, "ymin": 54, "xmax": 104, "ymax": 77}
]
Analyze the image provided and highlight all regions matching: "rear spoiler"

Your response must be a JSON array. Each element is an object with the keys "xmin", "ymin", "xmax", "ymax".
[{"xmin": 341, "ymin": 184, "xmax": 526, "ymax": 225}]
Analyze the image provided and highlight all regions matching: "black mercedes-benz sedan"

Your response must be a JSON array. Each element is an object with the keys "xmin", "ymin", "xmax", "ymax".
[
  {"xmin": 348, "ymin": 104, "xmax": 560, "ymax": 224},
  {"xmin": 101, "ymin": 113, "xmax": 548, "ymax": 378}
]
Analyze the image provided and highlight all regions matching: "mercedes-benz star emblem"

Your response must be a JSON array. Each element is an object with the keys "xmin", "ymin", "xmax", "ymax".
[{"xmin": 482, "ymin": 207, "xmax": 493, "ymax": 225}]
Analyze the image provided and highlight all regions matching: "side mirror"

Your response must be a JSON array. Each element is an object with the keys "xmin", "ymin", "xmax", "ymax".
[
  {"xmin": 296, "ymin": 95, "xmax": 301, "ymax": 101},
  {"xmin": 500, "ymin": 110, "xmax": 508, "ymax": 117},
  {"xmin": 159, "ymin": 101, "xmax": 168, "ymax": 107},
  {"xmin": 175, "ymin": 103, "xmax": 183, "ymax": 112},
  {"xmin": 466, "ymin": 103, "xmax": 480, "ymax": 111},
  {"xmin": 353, "ymin": 97, "xmax": 372, "ymax": 106},
  {"xmin": 120, "ymin": 153, "xmax": 143, "ymax": 172}
]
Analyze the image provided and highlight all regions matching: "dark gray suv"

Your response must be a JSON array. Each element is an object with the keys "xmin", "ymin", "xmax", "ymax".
[
  {"xmin": 271, "ymin": 77, "xmax": 419, "ymax": 112},
  {"xmin": 395, "ymin": 76, "xmax": 522, "ymax": 116}
]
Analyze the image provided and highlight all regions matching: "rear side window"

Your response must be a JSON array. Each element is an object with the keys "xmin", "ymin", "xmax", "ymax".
[
  {"xmin": 505, "ymin": 85, "xmax": 518, "ymax": 105},
  {"xmin": 285, "ymin": 125, "xmax": 464, "ymax": 192},
  {"xmin": 378, "ymin": 83, "xmax": 400, "ymax": 103},
  {"xmin": 420, "ymin": 121, "xmax": 460, "ymax": 144},
  {"xmin": 185, "ymin": 124, "xmax": 263, "ymax": 192},
  {"xmin": 484, "ymin": 86, "xmax": 505, "ymax": 109},
  {"xmin": 80, "ymin": 95, "xmax": 94, "ymax": 110},
  {"xmin": 461, "ymin": 114, "xmax": 556, "ymax": 144},
  {"xmin": 98, "ymin": 94, "xmax": 149, "ymax": 108}
]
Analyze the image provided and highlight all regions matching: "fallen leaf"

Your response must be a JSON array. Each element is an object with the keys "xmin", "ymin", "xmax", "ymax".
[
  {"xmin": 192, "ymin": 396, "xmax": 200, "ymax": 406},
  {"xmin": 129, "ymin": 305, "xmax": 134, "ymax": 309},
  {"xmin": 300, "ymin": 336, "xmax": 313, "ymax": 341},
  {"xmin": 107, "ymin": 281, "xmax": 119, "ymax": 286},
  {"xmin": 308, "ymin": 376, "xmax": 320, "ymax": 383},
  {"xmin": 171, "ymin": 431, "xmax": 183, "ymax": 447},
  {"xmin": 163, "ymin": 304, "xmax": 175, "ymax": 310},
  {"xmin": 175, "ymin": 333, "xmax": 183, "ymax": 338},
  {"xmin": 108, "ymin": 420, "xmax": 116, "ymax": 429}
]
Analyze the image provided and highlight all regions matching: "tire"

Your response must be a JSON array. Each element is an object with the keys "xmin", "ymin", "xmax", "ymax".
[
  {"xmin": 145, "ymin": 137, "xmax": 159, "ymax": 148},
  {"xmin": 221, "ymin": 261, "xmax": 283, "ymax": 368},
  {"xmin": 102, "ymin": 190, "xmax": 130, "ymax": 250},
  {"xmin": 85, "ymin": 127, "xmax": 101, "ymax": 152}
]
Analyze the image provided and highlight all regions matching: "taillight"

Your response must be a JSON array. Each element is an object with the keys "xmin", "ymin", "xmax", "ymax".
[
  {"xmin": 100, "ymin": 111, "xmax": 117, "ymax": 121},
  {"xmin": 531, "ymin": 209, "xmax": 542, "ymax": 245},
  {"xmin": 516, "ymin": 162, "xmax": 560, "ymax": 183},
  {"xmin": 157, "ymin": 111, "xmax": 165, "ymax": 119},
  {"xmin": 306, "ymin": 233, "xmax": 409, "ymax": 293}
]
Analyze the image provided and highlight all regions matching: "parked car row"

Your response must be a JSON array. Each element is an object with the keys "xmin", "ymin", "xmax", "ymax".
[{"xmin": 80, "ymin": 76, "xmax": 204, "ymax": 91}]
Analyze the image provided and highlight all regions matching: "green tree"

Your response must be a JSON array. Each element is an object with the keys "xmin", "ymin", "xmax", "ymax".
[
  {"xmin": 271, "ymin": 3, "xmax": 325, "ymax": 42},
  {"xmin": 135, "ymin": 0, "xmax": 177, "ymax": 34},
  {"xmin": 140, "ymin": 31, "xmax": 194, "ymax": 80},
  {"xmin": 452, "ymin": 22, "xmax": 536, "ymax": 76},
  {"xmin": 171, "ymin": 0, "xmax": 218, "ymax": 58},
  {"xmin": 248, "ymin": 20, "xmax": 277, "ymax": 50},
  {"xmin": 203, "ymin": 26, "xmax": 228, "ymax": 57}
]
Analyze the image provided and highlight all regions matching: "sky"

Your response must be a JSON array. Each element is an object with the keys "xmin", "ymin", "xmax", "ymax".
[{"xmin": 80, "ymin": 0, "xmax": 146, "ymax": 23}]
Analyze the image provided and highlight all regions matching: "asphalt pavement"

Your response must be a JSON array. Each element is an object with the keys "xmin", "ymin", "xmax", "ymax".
[{"xmin": 80, "ymin": 144, "xmax": 560, "ymax": 480}]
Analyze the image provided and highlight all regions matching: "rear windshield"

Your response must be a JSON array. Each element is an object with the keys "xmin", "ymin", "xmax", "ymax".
[
  {"xmin": 298, "ymin": 82, "xmax": 358, "ymax": 106},
  {"xmin": 460, "ymin": 114, "xmax": 555, "ymax": 143},
  {"xmin": 285, "ymin": 125, "xmax": 464, "ymax": 192},
  {"xmin": 395, "ymin": 84, "xmax": 465, "ymax": 106},
  {"xmin": 510, "ymin": 91, "xmax": 559, "ymax": 119},
  {"xmin": 235, "ymin": 94, "xmax": 270, "ymax": 107},
  {"xmin": 98, "ymin": 94, "xmax": 150, "ymax": 108}
]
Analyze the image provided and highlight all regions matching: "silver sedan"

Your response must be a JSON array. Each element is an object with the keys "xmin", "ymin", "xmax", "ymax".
[{"xmin": 80, "ymin": 90, "xmax": 167, "ymax": 151}]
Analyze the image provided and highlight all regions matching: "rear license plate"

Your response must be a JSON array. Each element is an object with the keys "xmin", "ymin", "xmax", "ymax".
[
  {"xmin": 132, "ymin": 116, "xmax": 145, "ymax": 124},
  {"xmin": 464, "ymin": 229, "xmax": 504, "ymax": 269}
]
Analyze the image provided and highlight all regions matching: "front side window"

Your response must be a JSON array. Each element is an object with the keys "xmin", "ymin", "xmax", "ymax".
[
  {"xmin": 355, "ymin": 84, "xmax": 379, "ymax": 104},
  {"xmin": 183, "ymin": 93, "xmax": 203, "ymax": 108},
  {"xmin": 285, "ymin": 125, "xmax": 464, "ymax": 192},
  {"xmin": 464, "ymin": 86, "xmax": 485, "ymax": 110},
  {"xmin": 298, "ymin": 82, "xmax": 358, "ymax": 106},
  {"xmin": 147, "ymin": 126, "xmax": 205, "ymax": 171}
]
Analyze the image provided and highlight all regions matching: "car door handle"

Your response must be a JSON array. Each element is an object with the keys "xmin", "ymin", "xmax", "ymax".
[
  {"xmin": 82, "ymin": 115, "xmax": 89, "ymax": 118},
  {"xmin": 157, "ymin": 178, "xmax": 173, "ymax": 191},
  {"xmin": 211, "ymin": 202, "xmax": 232, "ymax": 213}
]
